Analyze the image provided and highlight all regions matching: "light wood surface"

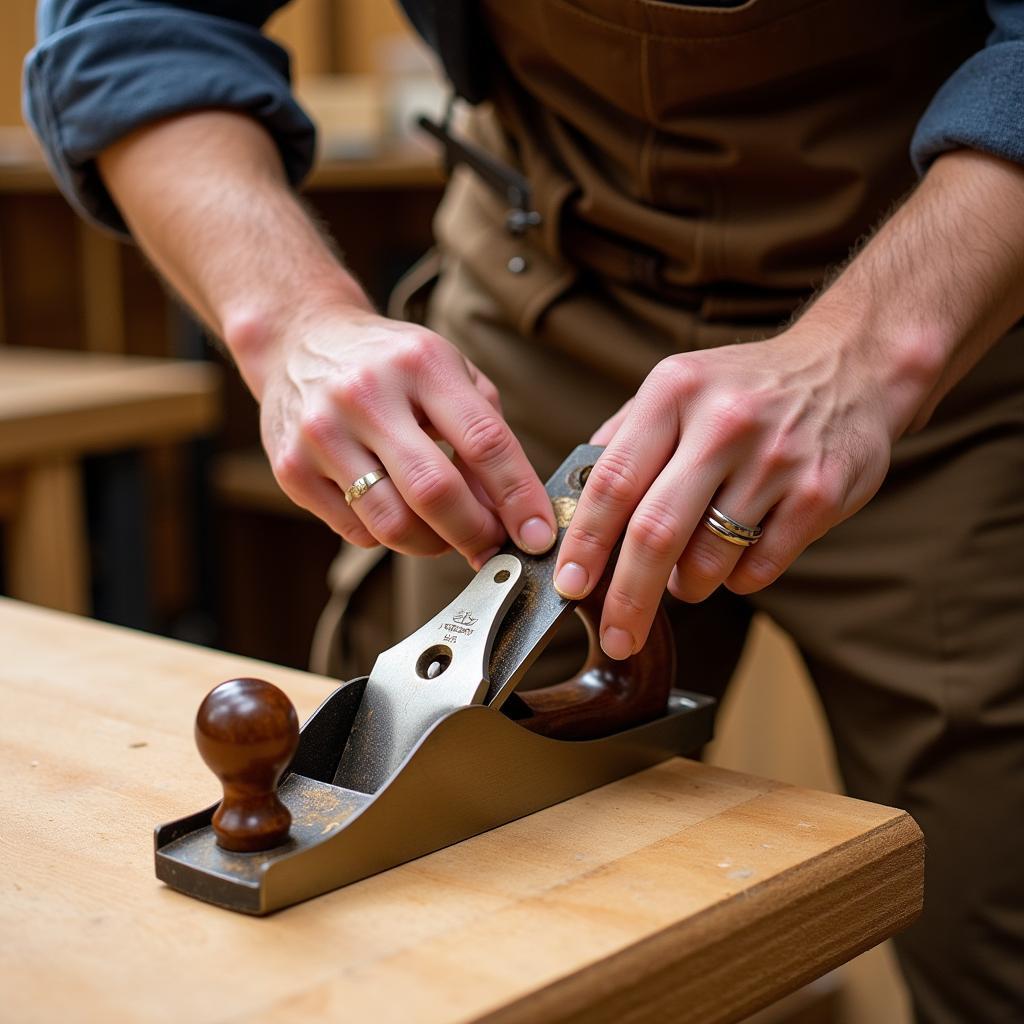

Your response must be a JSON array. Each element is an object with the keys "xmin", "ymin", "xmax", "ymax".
[
  {"xmin": 709, "ymin": 617, "xmax": 914, "ymax": 1020},
  {"xmin": 0, "ymin": 348, "xmax": 219, "ymax": 613},
  {"xmin": 0, "ymin": 599, "xmax": 923, "ymax": 1024}
]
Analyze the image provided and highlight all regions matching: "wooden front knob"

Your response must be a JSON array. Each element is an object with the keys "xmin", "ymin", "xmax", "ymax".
[{"xmin": 195, "ymin": 678, "xmax": 299, "ymax": 853}]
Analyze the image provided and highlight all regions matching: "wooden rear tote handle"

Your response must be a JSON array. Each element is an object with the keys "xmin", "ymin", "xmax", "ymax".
[{"xmin": 509, "ymin": 578, "xmax": 676, "ymax": 741}]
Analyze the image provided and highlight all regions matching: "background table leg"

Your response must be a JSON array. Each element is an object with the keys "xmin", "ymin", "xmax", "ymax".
[{"xmin": 7, "ymin": 458, "xmax": 89, "ymax": 614}]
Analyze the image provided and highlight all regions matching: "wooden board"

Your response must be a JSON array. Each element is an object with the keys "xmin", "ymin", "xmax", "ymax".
[
  {"xmin": 0, "ymin": 600, "xmax": 923, "ymax": 1024},
  {"xmin": 0, "ymin": 347, "xmax": 220, "ymax": 464}
]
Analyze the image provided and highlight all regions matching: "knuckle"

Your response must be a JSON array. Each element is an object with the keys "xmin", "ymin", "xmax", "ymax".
[
  {"xmin": 587, "ymin": 452, "xmax": 641, "ymax": 509},
  {"xmin": 393, "ymin": 331, "xmax": 441, "ymax": 376},
  {"xmin": 681, "ymin": 537, "xmax": 731, "ymax": 584},
  {"xmin": 460, "ymin": 412, "xmax": 514, "ymax": 466},
  {"xmin": 331, "ymin": 369, "xmax": 380, "ymax": 416},
  {"xmin": 606, "ymin": 585, "xmax": 648, "ymax": 619},
  {"xmin": 452, "ymin": 519, "xmax": 496, "ymax": 556},
  {"xmin": 404, "ymin": 463, "xmax": 458, "ymax": 513},
  {"xmin": 565, "ymin": 521, "xmax": 609, "ymax": 554},
  {"xmin": 271, "ymin": 447, "xmax": 306, "ymax": 491},
  {"xmin": 651, "ymin": 355, "xmax": 701, "ymax": 398},
  {"xmin": 297, "ymin": 411, "xmax": 336, "ymax": 449},
  {"xmin": 491, "ymin": 475, "xmax": 536, "ymax": 513},
  {"xmin": 796, "ymin": 474, "xmax": 843, "ymax": 520},
  {"xmin": 367, "ymin": 505, "xmax": 418, "ymax": 549},
  {"xmin": 731, "ymin": 551, "xmax": 786, "ymax": 592},
  {"xmin": 629, "ymin": 507, "xmax": 681, "ymax": 561},
  {"xmin": 760, "ymin": 438, "xmax": 799, "ymax": 477},
  {"xmin": 708, "ymin": 392, "xmax": 757, "ymax": 441}
]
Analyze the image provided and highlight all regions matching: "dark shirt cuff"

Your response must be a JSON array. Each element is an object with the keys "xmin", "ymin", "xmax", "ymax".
[
  {"xmin": 911, "ymin": 40, "xmax": 1024, "ymax": 174},
  {"xmin": 23, "ymin": 8, "xmax": 316, "ymax": 236}
]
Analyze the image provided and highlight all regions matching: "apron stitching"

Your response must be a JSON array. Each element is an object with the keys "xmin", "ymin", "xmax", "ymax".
[
  {"xmin": 637, "ymin": 0, "xmax": 761, "ymax": 11},
  {"xmin": 547, "ymin": 0, "xmax": 851, "ymax": 45}
]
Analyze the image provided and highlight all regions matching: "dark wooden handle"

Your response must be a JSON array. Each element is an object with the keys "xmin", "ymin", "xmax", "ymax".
[
  {"xmin": 508, "ymin": 579, "xmax": 675, "ymax": 740},
  {"xmin": 195, "ymin": 678, "xmax": 299, "ymax": 852}
]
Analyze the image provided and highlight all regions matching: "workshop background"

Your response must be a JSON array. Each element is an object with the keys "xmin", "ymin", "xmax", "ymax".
[{"xmin": 0, "ymin": 3, "xmax": 910, "ymax": 1020}]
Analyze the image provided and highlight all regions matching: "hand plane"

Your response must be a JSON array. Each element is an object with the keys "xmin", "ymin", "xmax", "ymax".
[{"xmin": 154, "ymin": 446, "xmax": 715, "ymax": 914}]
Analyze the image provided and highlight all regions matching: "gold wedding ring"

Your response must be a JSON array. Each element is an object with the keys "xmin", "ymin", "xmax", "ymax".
[
  {"xmin": 702, "ymin": 505, "xmax": 764, "ymax": 547},
  {"xmin": 344, "ymin": 469, "xmax": 387, "ymax": 506}
]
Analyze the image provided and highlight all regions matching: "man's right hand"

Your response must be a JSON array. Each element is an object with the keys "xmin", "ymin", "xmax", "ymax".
[
  {"xmin": 233, "ymin": 305, "xmax": 556, "ymax": 569},
  {"xmin": 96, "ymin": 111, "xmax": 555, "ymax": 570}
]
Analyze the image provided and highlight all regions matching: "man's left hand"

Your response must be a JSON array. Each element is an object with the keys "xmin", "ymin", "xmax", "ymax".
[{"xmin": 553, "ymin": 325, "xmax": 908, "ymax": 660}]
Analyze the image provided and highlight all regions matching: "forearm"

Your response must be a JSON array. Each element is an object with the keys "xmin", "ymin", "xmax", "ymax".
[
  {"xmin": 99, "ymin": 107, "xmax": 557, "ymax": 565},
  {"xmin": 800, "ymin": 149, "xmax": 1024, "ymax": 435},
  {"xmin": 98, "ymin": 109, "xmax": 370, "ymax": 397}
]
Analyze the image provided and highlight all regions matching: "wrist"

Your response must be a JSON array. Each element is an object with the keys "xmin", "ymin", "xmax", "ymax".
[
  {"xmin": 794, "ymin": 278, "xmax": 951, "ymax": 439},
  {"xmin": 223, "ymin": 273, "xmax": 373, "ymax": 398}
]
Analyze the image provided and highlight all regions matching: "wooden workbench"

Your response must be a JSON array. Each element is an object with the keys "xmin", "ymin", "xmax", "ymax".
[
  {"xmin": 0, "ymin": 599, "xmax": 923, "ymax": 1024},
  {"xmin": 0, "ymin": 347, "xmax": 219, "ymax": 612}
]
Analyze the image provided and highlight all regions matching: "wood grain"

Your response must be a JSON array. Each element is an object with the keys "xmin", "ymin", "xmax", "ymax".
[{"xmin": 0, "ymin": 599, "xmax": 923, "ymax": 1024}]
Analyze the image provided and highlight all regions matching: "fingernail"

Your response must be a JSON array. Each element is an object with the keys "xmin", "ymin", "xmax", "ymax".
[
  {"xmin": 518, "ymin": 516, "xmax": 555, "ymax": 554},
  {"xmin": 601, "ymin": 627, "xmax": 634, "ymax": 661},
  {"xmin": 471, "ymin": 546, "xmax": 501, "ymax": 571},
  {"xmin": 553, "ymin": 562, "xmax": 589, "ymax": 598}
]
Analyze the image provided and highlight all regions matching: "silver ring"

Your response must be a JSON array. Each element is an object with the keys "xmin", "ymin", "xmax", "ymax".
[
  {"xmin": 702, "ymin": 505, "xmax": 764, "ymax": 547},
  {"xmin": 344, "ymin": 469, "xmax": 387, "ymax": 506}
]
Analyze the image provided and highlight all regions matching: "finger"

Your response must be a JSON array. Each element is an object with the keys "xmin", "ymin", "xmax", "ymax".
[
  {"xmin": 668, "ymin": 482, "xmax": 784, "ymax": 604},
  {"xmin": 421, "ymin": 384, "xmax": 557, "ymax": 557},
  {"xmin": 297, "ymin": 408, "xmax": 453, "ymax": 556},
  {"xmin": 361, "ymin": 415, "xmax": 509, "ymax": 568},
  {"xmin": 725, "ymin": 480, "xmax": 842, "ymax": 595},
  {"xmin": 466, "ymin": 364, "xmax": 504, "ymax": 414},
  {"xmin": 554, "ymin": 401, "xmax": 678, "ymax": 601},
  {"xmin": 589, "ymin": 400, "xmax": 633, "ymax": 446},
  {"xmin": 597, "ymin": 443, "xmax": 728, "ymax": 660},
  {"xmin": 269, "ymin": 447, "xmax": 378, "ymax": 548},
  {"xmin": 342, "ymin": 458, "xmax": 452, "ymax": 558},
  {"xmin": 452, "ymin": 453, "xmax": 499, "ymax": 514}
]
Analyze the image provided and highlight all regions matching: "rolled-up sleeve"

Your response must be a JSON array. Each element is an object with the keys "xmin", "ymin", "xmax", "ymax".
[
  {"xmin": 23, "ymin": 0, "xmax": 316, "ymax": 234},
  {"xmin": 911, "ymin": 0, "xmax": 1024, "ymax": 173}
]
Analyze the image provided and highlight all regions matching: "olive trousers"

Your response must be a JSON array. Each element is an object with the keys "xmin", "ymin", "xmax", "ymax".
[{"xmin": 323, "ymin": 251, "xmax": 1024, "ymax": 1024}]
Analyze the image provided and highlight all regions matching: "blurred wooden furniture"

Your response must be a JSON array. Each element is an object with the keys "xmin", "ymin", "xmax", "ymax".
[
  {"xmin": 0, "ymin": 127, "xmax": 442, "ymax": 193},
  {"xmin": 212, "ymin": 447, "xmax": 308, "ymax": 519},
  {"xmin": 0, "ymin": 348, "xmax": 219, "ymax": 613},
  {"xmin": 0, "ymin": 125, "xmax": 440, "ymax": 661},
  {"xmin": 1, "ymin": 597, "xmax": 923, "ymax": 1024},
  {"xmin": 0, "ymin": 127, "xmax": 442, "ymax": 354}
]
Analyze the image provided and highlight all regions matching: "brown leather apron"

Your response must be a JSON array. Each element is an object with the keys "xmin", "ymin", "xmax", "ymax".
[{"xmin": 438, "ymin": 0, "xmax": 988, "ymax": 331}]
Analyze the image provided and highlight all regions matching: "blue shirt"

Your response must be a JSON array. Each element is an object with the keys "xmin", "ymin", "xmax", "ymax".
[{"xmin": 23, "ymin": 1, "xmax": 1024, "ymax": 236}]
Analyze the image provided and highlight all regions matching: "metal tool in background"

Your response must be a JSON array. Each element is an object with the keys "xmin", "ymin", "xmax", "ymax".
[{"xmin": 155, "ymin": 446, "xmax": 716, "ymax": 914}]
